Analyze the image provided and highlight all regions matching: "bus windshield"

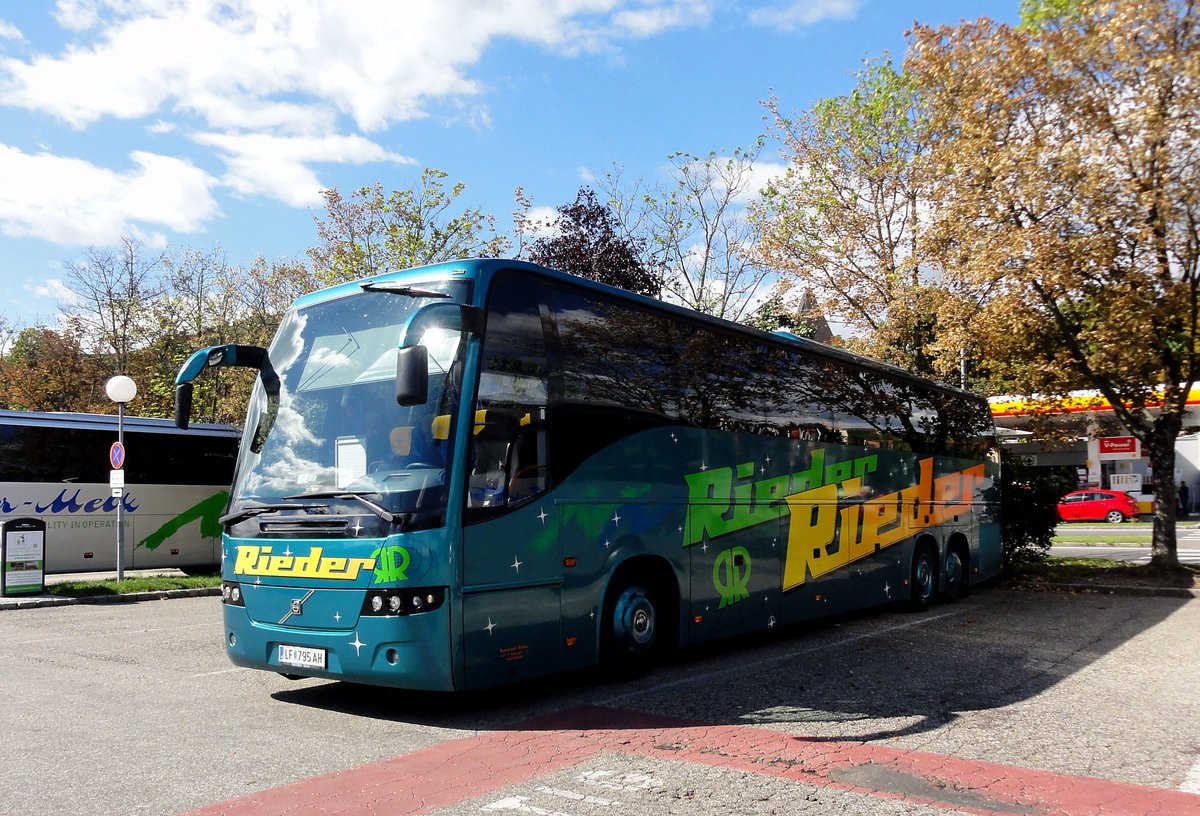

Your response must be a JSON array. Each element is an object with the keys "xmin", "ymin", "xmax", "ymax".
[{"xmin": 229, "ymin": 280, "xmax": 468, "ymax": 531}]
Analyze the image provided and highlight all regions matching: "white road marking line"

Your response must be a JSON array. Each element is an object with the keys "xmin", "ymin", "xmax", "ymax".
[
  {"xmin": 1180, "ymin": 758, "xmax": 1200, "ymax": 793},
  {"xmin": 190, "ymin": 667, "xmax": 247, "ymax": 678}
]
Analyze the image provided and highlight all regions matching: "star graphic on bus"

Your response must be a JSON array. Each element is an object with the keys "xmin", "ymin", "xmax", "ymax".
[
  {"xmin": 350, "ymin": 632, "xmax": 365, "ymax": 655},
  {"xmin": 536, "ymin": 507, "xmax": 548, "ymax": 525},
  {"xmin": 485, "ymin": 618, "xmax": 497, "ymax": 635},
  {"xmin": 511, "ymin": 556, "xmax": 523, "ymax": 572}
]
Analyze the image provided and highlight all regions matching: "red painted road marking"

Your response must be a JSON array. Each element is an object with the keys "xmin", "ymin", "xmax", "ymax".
[{"xmin": 183, "ymin": 706, "xmax": 1200, "ymax": 816}]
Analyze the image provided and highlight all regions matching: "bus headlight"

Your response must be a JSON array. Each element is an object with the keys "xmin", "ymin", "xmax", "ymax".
[
  {"xmin": 361, "ymin": 587, "xmax": 445, "ymax": 617},
  {"xmin": 221, "ymin": 582, "xmax": 244, "ymax": 607}
]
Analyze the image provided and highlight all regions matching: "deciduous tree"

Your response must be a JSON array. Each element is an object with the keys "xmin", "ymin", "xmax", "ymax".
[
  {"xmin": 65, "ymin": 236, "xmax": 164, "ymax": 376},
  {"xmin": 600, "ymin": 146, "xmax": 776, "ymax": 323},
  {"xmin": 527, "ymin": 188, "xmax": 659, "ymax": 296},
  {"xmin": 754, "ymin": 58, "xmax": 963, "ymax": 377},
  {"xmin": 309, "ymin": 169, "xmax": 508, "ymax": 285},
  {"xmin": 909, "ymin": 0, "xmax": 1200, "ymax": 568}
]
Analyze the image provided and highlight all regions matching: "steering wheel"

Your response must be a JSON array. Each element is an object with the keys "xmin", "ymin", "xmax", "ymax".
[{"xmin": 508, "ymin": 464, "xmax": 546, "ymax": 495}]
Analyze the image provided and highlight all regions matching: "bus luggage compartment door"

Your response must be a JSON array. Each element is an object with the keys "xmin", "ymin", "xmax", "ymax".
[
  {"xmin": 688, "ymin": 517, "xmax": 782, "ymax": 642},
  {"xmin": 462, "ymin": 584, "xmax": 561, "ymax": 689}
]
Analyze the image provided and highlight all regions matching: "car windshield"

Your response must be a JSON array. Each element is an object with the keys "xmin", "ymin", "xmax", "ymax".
[{"xmin": 229, "ymin": 280, "xmax": 468, "ymax": 530}]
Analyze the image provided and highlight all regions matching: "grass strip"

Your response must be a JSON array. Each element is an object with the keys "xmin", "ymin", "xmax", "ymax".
[{"xmin": 48, "ymin": 574, "xmax": 221, "ymax": 597}]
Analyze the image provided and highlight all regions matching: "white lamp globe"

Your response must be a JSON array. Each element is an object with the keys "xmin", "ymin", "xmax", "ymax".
[{"xmin": 105, "ymin": 375, "xmax": 138, "ymax": 404}]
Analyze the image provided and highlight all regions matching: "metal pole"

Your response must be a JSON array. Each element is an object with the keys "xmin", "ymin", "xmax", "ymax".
[{"xmin": 116, "ymin": 401, "xmax": 125, "ymax": 582}]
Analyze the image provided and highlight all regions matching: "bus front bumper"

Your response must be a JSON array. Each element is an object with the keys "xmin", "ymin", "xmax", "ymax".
[{"xmin": 222, "ymin": 603, "xmax": 456, "ymax": 691}]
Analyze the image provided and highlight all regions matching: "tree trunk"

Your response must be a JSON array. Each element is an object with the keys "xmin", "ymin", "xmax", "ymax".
[{"xmin": 1146, "ymin": 434, "xmax": 1181, "ymax": 570}]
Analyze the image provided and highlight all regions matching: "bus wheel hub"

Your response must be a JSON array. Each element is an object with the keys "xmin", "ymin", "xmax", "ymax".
[{"xmin": 614, "ymin": 587, "xmax": 656, "ymax": 652}]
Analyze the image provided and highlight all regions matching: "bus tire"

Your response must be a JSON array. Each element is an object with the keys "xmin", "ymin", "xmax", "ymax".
[
  {"xmin": 602, "ymin": 580, "xmax": 663, "ymax": 678},
  {"xmin": 940, "ymin": 542, "xmax": 969, "ymax": 602},
  {"xmin": 908, "ymin": 543, "xmax": 936, "ymax": 612}
]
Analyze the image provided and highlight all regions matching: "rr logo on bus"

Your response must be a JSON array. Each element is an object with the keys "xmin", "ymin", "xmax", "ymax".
[
  {"xmin": 713, "ymin": 546, "xmax": 751, "ymax": 608},
  {"xmin": 370, "ymin": 545, "xmax": 410, "ymax": 584}
]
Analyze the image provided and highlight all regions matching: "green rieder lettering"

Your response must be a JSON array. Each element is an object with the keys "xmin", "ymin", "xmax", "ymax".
[{"xmin": 683, "ymin": 449, "xmax": 877, "ymax": 547}]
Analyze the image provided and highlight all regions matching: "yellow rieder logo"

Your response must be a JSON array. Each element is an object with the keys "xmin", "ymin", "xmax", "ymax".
[{"xmin": 233, "ymin": 545, "xmax": 375, "ymax": 580}]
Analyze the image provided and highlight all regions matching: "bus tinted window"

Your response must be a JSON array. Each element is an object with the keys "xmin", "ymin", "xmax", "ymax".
[
  {"xmin": 468, "ymin": 274, "xmax": 550, "ymax": 514},
  {"xmin": 0, "ymin": 425, "xmax": 236, "ymax": 485}
]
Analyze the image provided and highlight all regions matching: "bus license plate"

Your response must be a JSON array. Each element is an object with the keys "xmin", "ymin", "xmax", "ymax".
[{"xmin": 278, "ymin": 644, "xmax": 325, "ymax": 669}]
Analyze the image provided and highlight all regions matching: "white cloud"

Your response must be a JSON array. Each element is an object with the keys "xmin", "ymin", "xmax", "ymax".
[
  {"xmin": 31, "ymin": 278, "xmax": 79, "ymax": 306},
  {"xmin": 612, "ymin": 0, "xmax": 712, "ymax": 37},
  {"xmin": 192, "ymin": 131, "xmax": 415, "ymax": 206},
  {"xmin": 523, "ymin": 206, "xmax": 561, "ymax": 240},
  {"xmin": 0, "ymin": 144, "xmax": 219, "ymax": 245},
  {"xmin": 0, "ymin": 19, "xmax": 23, "ymax": 41},
  {"xmin": 1, "ymin": 1, "xmax": 707, "ymax": 134},
  {"xmin": 748, "ymin": 0, "xmax": 863, "ymax": 31},
  {"xmin": 0, "ymin": 1, "xmax": 726, "ymax": 250},
  {"xmin": 737, "ymin": 161, "xmax": 788, "ymax": 204}
]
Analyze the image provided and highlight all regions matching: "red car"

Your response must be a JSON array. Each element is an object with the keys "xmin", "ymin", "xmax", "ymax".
[{"xmin": 1057, "ymin": 489, "xmax": 1140, "ymax": 523}]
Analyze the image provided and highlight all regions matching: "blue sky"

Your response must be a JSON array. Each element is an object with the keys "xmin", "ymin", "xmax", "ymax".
[{"xmin": 0, "ymin": 1, "xmax": 1018, "ymax": 330}]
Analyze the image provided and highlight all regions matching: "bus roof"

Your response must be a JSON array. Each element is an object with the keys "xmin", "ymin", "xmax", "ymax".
[
  {"xmin": 0, "ymin": 409, "xmax": 241, "ymax": 438},
  {"xmin": 291, "ymin": 258, "xmax": 985, "ymax": 406}
]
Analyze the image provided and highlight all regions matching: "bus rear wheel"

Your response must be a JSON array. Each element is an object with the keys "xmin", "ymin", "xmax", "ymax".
[
  {"xmin": 603, "ymin": 581, "xmax": 663, "ymax": 677},
  {"xmin": 940, "ymin": 544, "xmax": 968, "ymax": 602},
  {"xmin": 909, "ymin": 544, "xmax": 936, "ymax": 612}
]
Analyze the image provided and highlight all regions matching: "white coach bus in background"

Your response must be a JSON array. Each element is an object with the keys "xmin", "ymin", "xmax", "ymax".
[{"xmin": 0, "ymin": 410, "xmax": 239, "ymax": 573}]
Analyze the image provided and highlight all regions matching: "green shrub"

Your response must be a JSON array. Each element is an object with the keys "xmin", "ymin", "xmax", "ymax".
[{"xmin": 1000, "ymin": 450, "xmax": 1074, "ymax": 567}]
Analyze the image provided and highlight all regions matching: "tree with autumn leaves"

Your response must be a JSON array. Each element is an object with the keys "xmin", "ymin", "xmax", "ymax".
[
  {"xmin": 908, "ymin": 0, "xmax": 1200, "ymax": 569},
  {"xmin": 753, "ymin": 0, "xmax": 1197, "ymax": 569}
]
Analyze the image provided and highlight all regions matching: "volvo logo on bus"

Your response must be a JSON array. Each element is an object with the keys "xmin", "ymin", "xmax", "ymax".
[{"xmin": 278, "ymin": 589, "xmax": 316, "ymax": 624}]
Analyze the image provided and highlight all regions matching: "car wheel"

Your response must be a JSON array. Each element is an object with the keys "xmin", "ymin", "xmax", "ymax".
[{"xmin": 1105, "ymin": 510, "xmax": 1126, "ymax": 524}]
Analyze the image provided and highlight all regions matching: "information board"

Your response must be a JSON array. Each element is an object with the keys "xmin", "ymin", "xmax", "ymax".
[{"xmin": 2, "ymin": 517, "xmax": 47, "ymax": 596}]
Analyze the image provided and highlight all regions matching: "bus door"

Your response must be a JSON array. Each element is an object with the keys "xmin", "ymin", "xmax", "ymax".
[{"xmin": 460, "ymin": 274, "xmax": 560, "ymax": 688}]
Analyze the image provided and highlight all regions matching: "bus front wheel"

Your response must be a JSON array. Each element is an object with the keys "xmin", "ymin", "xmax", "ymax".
[{"xmin": 603, "ymin": 581, "xmax": 661, "ymax": 676}]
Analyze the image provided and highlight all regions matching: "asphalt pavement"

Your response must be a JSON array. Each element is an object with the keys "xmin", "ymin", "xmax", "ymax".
[{"xmin": 2, "ymin": 588, "xmax": 1197, "ymax": 815}]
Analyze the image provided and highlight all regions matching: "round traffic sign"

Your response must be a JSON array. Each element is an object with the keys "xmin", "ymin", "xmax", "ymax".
[{"xmin": 109, "ymin": 442, "xmax": 125, "ymax": 470}]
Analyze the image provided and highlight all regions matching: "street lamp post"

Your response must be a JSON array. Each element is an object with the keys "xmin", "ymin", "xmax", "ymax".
[{"xmin": 105, "ymin": 375, "xmax": 137, "ymax": 582}]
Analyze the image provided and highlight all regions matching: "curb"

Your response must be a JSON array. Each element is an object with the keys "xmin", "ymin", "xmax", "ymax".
[
  {"xmin": 1008, "ymin": 581, "xmax": 1200, "ymax": 599},
  {"xmin": 0, "ymin": 586, "xmax": 221, "ymax": 611}
]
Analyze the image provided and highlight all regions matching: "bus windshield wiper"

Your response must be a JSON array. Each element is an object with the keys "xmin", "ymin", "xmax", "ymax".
[
  {"xmin": 359, "ymin": 282, "xmax": 451, "ymax": 298},
  {"xmin": 282, "ymin": 491, "xmax": 400, "ymax": 524},
  {"xmin": 219, "ymin": 502, "xmax": 325, "ymax": 526}
]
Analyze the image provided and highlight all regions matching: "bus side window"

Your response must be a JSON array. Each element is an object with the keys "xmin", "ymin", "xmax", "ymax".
[{"xmin": 467, "ymin": 274, "xmax": 549, "ymax": 517}]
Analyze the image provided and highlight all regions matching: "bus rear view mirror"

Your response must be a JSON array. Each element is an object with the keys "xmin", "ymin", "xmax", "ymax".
[
  {"xmin": 174, "ymin": 383, "xmax": 194, "ymax": 430},
  {"xmin": 396, "ymin": 345, "xmax": 429, "ymax": 406}
]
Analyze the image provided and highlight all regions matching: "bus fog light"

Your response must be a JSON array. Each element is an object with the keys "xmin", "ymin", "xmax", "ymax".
[
  {"xmin": 386, "ymin": 648, "xmax": 400, "ymax": 665},
  {"xmin": 410, "ymin": 594, "xmax": 423, "ymax": 610},
  {"xmin": 370, "ymin": 595, "xmax": 384, "ymax": 613},
  {"xmin": 388, "ymin": 595, "xmax": 402, "ymax": 612},
  {"xmin": 222, "ymin": 582, "xmax": 244, "ymax": 606},
  {"xmin": 228, "ymin": 632, "xmax": 236, "ymax": 647}
]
